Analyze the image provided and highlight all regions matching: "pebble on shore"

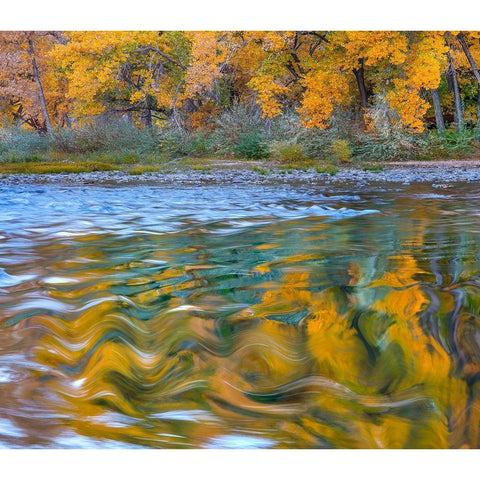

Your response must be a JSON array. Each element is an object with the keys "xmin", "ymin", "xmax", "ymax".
[{"xmin": 1, "ymin": 164, "xmax": 480, "ymax": 187}]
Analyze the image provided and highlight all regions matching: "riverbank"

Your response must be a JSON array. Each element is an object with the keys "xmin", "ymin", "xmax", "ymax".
[{"xmin": 1, "ymin": 159, "xmax": 480, "ymax": 186}]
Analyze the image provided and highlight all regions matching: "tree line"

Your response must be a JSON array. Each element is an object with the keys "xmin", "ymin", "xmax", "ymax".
[{"xmin": 0, "ymin": 31, "xmax": 479, "ymax": 135}]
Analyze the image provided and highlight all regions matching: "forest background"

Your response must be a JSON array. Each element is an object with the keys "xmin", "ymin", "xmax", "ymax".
[{"xmin": 1, "ymin": 31, "xmax": 480, "ymax": 171}]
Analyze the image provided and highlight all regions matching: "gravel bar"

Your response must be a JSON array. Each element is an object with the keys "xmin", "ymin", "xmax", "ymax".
[{"xmin": 2, "ymin": 161, "xmax": 480, "ymax": 187}]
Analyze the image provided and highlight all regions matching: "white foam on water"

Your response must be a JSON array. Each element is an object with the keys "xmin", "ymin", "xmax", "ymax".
[
  {"xmin": 43, "ymin": 276, "xmax": 79, "ymax": 285},
  {"xmin": 0, "ymin": 418, "xmax": 26, "ymax": 438},
  {"xmin": 167, "ymin": 305, "xmax": 204, "ymax": 313},
  {"xmin": 53, "ymin": 432, "xmax": 134, "ymax": 449},
  {"xmin": 152, "ymin": 410, "xmax": 218, "ymax": 423},
  {"xmin": 0, "ymin": 268, "xmax": 35, "ymax": 287},
  {"xmin": 204, "ymin": 434, "xmax": 276, "ymax": 449},
  {"xmin": 0, "ymin": 366, "xmax": 17, "ymax": 383}
]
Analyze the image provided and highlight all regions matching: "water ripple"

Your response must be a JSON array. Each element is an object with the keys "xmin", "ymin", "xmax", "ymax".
[{"xmin": 0, "ymin": 183, "xmax": 480, "ymax": 447}]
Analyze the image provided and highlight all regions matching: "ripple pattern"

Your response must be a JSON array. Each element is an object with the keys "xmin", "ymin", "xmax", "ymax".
[{"xmin": 0, "ymin": 183, "xmax": 480, "ymax": 448}]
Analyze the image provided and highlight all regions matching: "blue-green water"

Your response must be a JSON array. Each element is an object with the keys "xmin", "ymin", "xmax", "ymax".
[{"xmin": 0, "ymin": 182, "xmax": 480, "ymax": 448}]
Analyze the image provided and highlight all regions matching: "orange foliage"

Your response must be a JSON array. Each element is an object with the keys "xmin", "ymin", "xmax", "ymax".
[{"xmin": 1, "ymin": 31, "xmax": 480, "ymax": 132}]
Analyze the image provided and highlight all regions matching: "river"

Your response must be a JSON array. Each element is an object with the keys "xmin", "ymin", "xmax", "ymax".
[{"xmin": 0, "ymin": 182, "xmax": 479, "ymax": 448}]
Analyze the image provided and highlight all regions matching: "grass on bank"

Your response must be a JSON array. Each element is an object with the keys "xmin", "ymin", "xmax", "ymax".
[
  {"xmin": 362, "ymin": 164, "xmax": 385, "ymax": 172},
  {"xmin": 0, "ymin": 160, "xmax": 117, "ymax": 174},
  {"xmin": 315, "ymin": 165, "xmax": 340, "ymax": 175},
  {"xmin": 0, "ymin": 159, "xmax": 171, "ymax": 175},
  {"xmin": 0, "ymin": 156, "xmax": 347, "ymax": 176}
]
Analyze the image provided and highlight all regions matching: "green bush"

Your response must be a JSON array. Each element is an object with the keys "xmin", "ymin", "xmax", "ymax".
[
  {"xmin": 1, "ymin": 107, "xmax": 479, "ymax": 166},
  {"xmin": 0, "ymin": 128, "xmax": 50, "ymax": 156},
  {"xmin": 52, "ymin": 119, "xmax": 158, "ymax": 154},
  {"xmin": 439, "ymin": 129, "xmax": 477, "ymax": 152},
  {"xmin": 3, "ymin": 152, "xmax": 49, "ymax": 163},
  {"xmin": 349, "ymin": 130, "xmax": 478, "ymax": 162},
  {"xmin": 209, "ymin": 105, "xmax": 302, "ymax": 156},
  {"xmin": 234, "ymin": 132, "xmax": 269, "ymax": 159},
  {"xmin": 297, "ymin": 128, "xmax": 334, "ymax": 160},
  {"xmin": 270, "ymin": 141, "xmax": 306, "ymax": 162},
  {"xmin": 182, "ymin": 132, "xmax": 212, "ymax": 157},
  {"xmin": 155, "ymin": 128, "xmax": 187, "ymax": 157},
  {"xmin": 332, "ymin": 139, "xmax": 352, "ymax": 162}
]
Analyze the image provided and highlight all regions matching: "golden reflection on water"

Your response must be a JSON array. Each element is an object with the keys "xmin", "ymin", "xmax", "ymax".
[{"xmin": 1, "ymin": 185, "xmax": 480, "ymax": 448}]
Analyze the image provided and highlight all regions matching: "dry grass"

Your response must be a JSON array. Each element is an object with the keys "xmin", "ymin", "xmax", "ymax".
[
  {"xmin": 0, "ymin": 161, "xmax": 117, "ymax": 174},
  {"xmin": 128, "ymin": 165, "xmax": 163, "ymax": 175}
]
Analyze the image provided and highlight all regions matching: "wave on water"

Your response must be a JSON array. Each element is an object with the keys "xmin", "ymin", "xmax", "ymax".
[{"xmin": 1, "ymin": 183, "xmax": 479, "ymax": 448}]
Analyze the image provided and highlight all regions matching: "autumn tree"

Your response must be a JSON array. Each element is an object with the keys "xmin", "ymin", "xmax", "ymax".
[
  {"xmin": 0, "ymin": 30, "xmax": 480, "ymax": 135},
  {"xmin": 385, "ymin": 32, "xmax": 447, "ymax": 132},
  {"xmin": 0, "ymin": 31, "xmax": 66, "ymax": 132},
  {"xmin": 456, "ymin": 32, "xmax": 480, "ymax": 130},
  {"xmin": 243, "ymin": 31, "xmax": 438, "ymax": 132},
  {"xmin": 52, "ymin": 31, "xmax": 189, "ymax": 127}
]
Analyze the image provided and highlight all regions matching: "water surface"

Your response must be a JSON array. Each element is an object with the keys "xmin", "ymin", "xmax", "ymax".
[{"xmin": 1, "ymin": 182, "xmax": 480, "ymax": 448}]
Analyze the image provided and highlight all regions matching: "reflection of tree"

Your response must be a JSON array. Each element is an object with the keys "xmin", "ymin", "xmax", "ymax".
[
  {"xmin": 239, "ymin": 207, "xmax": 480, "ymax": 447},
  {"xmin": 5, "ymin": 198, "xmax": 480, "ymax": 448}
]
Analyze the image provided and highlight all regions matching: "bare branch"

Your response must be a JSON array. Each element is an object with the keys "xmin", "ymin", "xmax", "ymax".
[{"xmin": 128, "ymin": 47, "xmax": 186, "ymax": 71}]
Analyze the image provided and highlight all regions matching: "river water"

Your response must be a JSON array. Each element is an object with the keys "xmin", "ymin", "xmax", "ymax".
[{"xmin": 1, "ymin": 182, "xmax": 480, "ymax": 448}]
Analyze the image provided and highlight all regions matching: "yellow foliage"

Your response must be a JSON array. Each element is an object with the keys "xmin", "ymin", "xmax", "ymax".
[
  {"xmin": 0, "ymin": 30, "xmax": 478, "ymax": 132},
  {"xmin": 248, "ymin": 73, "xmax": 287, "ymax": 118},
  {"xmin": 184, "ymin": 31, "xmax": 226, "ymax": 98},
  {"xmin": 386, "ymin": 32, "xmax": 448, "ymax": 132},
  {"xmin": 52, "ymin": 31, "xmax": 185, "ymax": 119},
  {"xmin": 298, "ymin": 69, "xmax": 350, "ymax": 128}
]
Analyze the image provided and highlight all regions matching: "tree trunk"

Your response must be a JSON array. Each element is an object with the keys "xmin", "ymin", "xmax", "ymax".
[
  {"xmin": 27, "ymin": 35, "xmax": 53, "ymax": 133},
  {"xmin": 353, "ymin": 58, "xmax": 368, "ymax": 109},
  {"xmin": 457, "ymin": 32, "xmax": 480, "ymax": 131},
  {"xmin": 457, "ymin": 33, "xmax": 480, "ymax": 84},
  {"xmin": 477, "ymin": 89, "xmax": 480, "ymax": 132},
  {"xmin": 431, "ymin": 88, "xmax": 445, "ymax": 134},
  {"xmin": 140, "ymin": 99, "xmax": 152, "ymax": 128},
  {"xmin": 448, "ymin": 53, "xmax": 464, "ymax": 132},
  {"xmin": 61, "ymin": 112, "xmax": 72, "ymax": 128},
  {"xmin": 172, "ymin": 79, "xmax": 185, "ymax": 130},
  {"xmin": 123, "ymin": 111, "xmax": 133, "ymax": 125}
]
